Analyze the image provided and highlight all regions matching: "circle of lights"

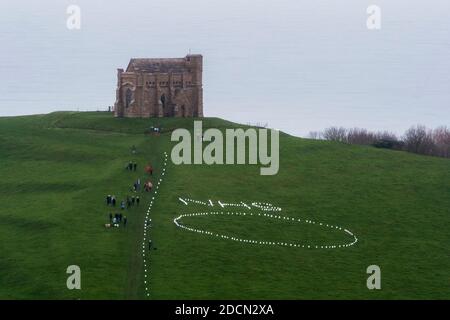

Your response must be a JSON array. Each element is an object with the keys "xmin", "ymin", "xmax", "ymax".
[{"xmin": 173, "ymin": 211, "xmax": 358, "ymax": 249}]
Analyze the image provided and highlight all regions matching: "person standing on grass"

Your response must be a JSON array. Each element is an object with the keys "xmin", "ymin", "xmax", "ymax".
[
  {"xmin": 109, "ymin": 213, "xmax": 113, "ymax": 222},
  {"xmin": 123, "ymin": 216, "xmax": 127, "ymax": 227},
  {"xmin": 133, "ymin": 162, "xmax": 137, "ymax": 171},
  {"xmin": 144, "ymin": 181, "xmax": 153, "ymax": 192},
  {"xmin": 136, "ymin": 196, "xmax": 140, "ymax": 206},
  {"xmin": 121, "ymin": 201, "xmax": 125, "ymax": 210},
  {"xmin": 148, "ymin": 239, "xmax": 152, "ymax": 250},
  {"xmin": 112, "ymin": 196, "xmax": 116, "ymax": 207}
]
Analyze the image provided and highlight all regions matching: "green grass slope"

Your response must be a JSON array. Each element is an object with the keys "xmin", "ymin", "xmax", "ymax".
[{"xmin": 0, "ymin": 112, "xmax": 448, "ymax": 299}]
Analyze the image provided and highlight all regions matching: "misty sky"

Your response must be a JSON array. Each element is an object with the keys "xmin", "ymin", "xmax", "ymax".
[{"xmin": 0, "ymin": 0, "xmax": 449, "ymax": 136}]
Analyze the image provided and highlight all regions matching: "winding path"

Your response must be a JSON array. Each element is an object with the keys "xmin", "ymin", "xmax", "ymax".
[{"xmin": 141, "ymin": 151, "xmax": 168, "ymax": 297}]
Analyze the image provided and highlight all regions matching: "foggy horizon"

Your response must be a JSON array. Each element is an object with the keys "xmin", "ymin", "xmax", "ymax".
[{"xmin": 0, "ymin": 0, "xmax": 449, "ymax": 137}]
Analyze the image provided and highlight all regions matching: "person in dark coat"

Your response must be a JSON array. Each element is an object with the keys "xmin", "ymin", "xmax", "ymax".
[
  {"xmin": 112, "ymin": 197, "xmax": 116, "ymax": 206},
  {"xmin": 136, "ymin": 196, "xmax": 140, "ymax": 206},
  {"xmin": 133, "ymin": 162, "xmax": 137, "ymax": 171},
  {"xmin": 123, "ymin": 216, "xmax": 127, "ymax": 227}
]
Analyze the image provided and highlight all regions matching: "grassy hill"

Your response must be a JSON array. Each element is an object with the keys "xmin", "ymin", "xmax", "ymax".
[{"xmin": 0, "ymin": 112, "xmax": 449, "ymax": 299}]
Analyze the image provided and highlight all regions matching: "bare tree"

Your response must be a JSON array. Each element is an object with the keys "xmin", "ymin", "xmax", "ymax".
[
  {"xmin": 346, "ymin": 128, "xmax": 378, "ymax": 145},
  {"xmin": 432, "ymin": 126, "xmax": 450, "ymax": 158},
  {"xmin": 308, "ymin": 131, "xmax": 322, "ymax": 140},
  {"xmin": 403, "ymin": 125, "xmax": 435, "ymax": 155},
  {"xmin": 322, "ymin": 127, "xmax": 347, "ymax": 142},
  {"xmin": 312, "ymin": 124, "xmax": 448, "ymax": 158}
]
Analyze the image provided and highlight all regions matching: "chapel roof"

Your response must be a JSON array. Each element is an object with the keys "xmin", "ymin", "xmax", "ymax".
[{"xmin": 126, "ymin": 58, "xmax": 188, "ymax": 73}]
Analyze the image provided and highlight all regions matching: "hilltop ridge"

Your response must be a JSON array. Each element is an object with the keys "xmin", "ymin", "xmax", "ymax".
[{"xmin": 0, "ymin": 112, "xmax": 449, "ymax": 299}]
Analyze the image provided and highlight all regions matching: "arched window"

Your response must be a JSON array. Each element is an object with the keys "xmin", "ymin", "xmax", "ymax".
[{"xmin": 125, "ymin": 88, "xmax": 133, "ymax": 108}]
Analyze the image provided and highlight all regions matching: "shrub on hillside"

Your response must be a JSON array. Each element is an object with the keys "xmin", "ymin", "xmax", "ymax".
[
  {"xmin": 373, "ymin": 138, "xmax": 404, "ymax": 150},
  {"xmin": 313, "ymin": 124, "xmax": 449, "ymax": 158}
]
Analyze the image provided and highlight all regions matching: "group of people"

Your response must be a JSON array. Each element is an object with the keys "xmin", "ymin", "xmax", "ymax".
[
  {"xmin": 131, "ymin": 177, "xmax": 153, "ymax": 193},
  {"xmin": 106, "ymin": 194, "xmax": 141, "ymax": 209},
  {"xmin": 126, "ymin": 161, "xmax": 138, "ymax": 171},
  {"xmin": 132, "ymin": 178, "xmax": 141, "ymax": 192},
  {"xmin": 104, "ymin": 157, "xmax": 156, "ymax": 229},
  {"xmin": 123, "ymin": 195, "xmax": 140, "ymax": 208},
  {"xmin": 105, "ymin": 194, "xmax": 139, "ymax": 227},
  {"xmin": 107, "ymin": 212, "xmax": 127, "ymax": 228},
  {"xmin": 106, "ymin": 195, "xmax": 117, "ymax": 207}
]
